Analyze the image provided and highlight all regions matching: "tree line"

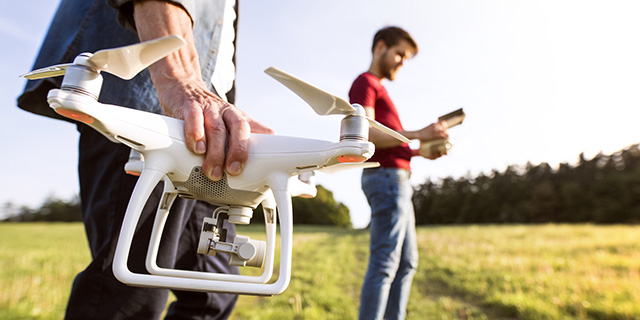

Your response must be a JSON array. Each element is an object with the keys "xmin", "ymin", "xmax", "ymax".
[
  {"xmin": 2, "ymin": 196, "xmax": 82, "ymax": 222},
  {"xmin": 1, "ymin": 185, "xmax": 352, "ymax": 228},
  {"xmin": 4, "ymin": 144, "xmax": 639, "ymax": 226},
  {"xmin": 413, "ymin": 144, "xmax": 640, "ymax": 224}
]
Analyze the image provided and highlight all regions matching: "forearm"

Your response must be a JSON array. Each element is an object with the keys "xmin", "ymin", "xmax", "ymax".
[{"xmin": 133, "ymin": 1, "xmax": 202, "ymax": 88}]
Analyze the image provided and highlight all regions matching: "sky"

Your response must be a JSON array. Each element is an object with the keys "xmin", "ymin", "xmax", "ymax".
[{"xmin": 1, "ymin": 0, "xmax": 639, "ymax": 228}]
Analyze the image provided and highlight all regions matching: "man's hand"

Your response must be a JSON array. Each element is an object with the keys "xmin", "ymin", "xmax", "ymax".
[
  {"xmin": 133, "ymin": 1, "xmax": 273, "ymax": 181},
  {"xmin": 415, "ymin": 121, "xmax": 449, "ymax": 160},
  {"xmin": 415, "ymin": 121, "xmax": 449, "ymax": 142}
]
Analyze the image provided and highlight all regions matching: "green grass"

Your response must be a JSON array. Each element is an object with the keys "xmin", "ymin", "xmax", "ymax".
[
  {"xmin": 0, "ymin": 223, "xmax": 89, "ymax": 319},
  {"xmin": 2, "ymin": 223, "xmax": 640, "ymax": 319},
  {"xmin": 410, "ymin": 225, "xmax": 640, "ymax": 320}
]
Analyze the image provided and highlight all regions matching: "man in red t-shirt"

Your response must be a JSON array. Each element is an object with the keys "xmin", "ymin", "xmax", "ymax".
[{"xmin": 349, "ymin": 26, "xmax": 448, "ymax": 320}]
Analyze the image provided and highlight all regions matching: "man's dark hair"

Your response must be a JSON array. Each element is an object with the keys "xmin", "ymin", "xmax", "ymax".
[{"xmin": 371, "ymin": 26, "xmax": 418, "ymax": 56}]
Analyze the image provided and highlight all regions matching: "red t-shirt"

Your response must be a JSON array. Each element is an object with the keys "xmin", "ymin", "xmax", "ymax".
[{"xmin": 349, "ymin": 72, "xmax": 412, "ymax": 170}]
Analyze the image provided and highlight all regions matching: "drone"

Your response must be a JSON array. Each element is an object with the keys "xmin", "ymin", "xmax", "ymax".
[{"xmin": 22, "ymin": 35, "xmax": 409, "ymax": 295}]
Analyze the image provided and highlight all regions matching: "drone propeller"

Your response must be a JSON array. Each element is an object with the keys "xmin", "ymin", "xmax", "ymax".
[
  {"xmin": 21, "ymin": 64, "xmax": 71, "ymax": 80},
  {"xmin": 22, "ymin": 35, "xmax": 187, "ymax": 80},
  {"xmin": 264, "ymin": 67, "xmax": 410, "ymax": 144}
]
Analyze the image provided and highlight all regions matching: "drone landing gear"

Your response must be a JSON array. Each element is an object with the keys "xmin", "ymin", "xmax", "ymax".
[{"xmin": 112, "ymin": 169, "xmax": 293, "ymax": 295}]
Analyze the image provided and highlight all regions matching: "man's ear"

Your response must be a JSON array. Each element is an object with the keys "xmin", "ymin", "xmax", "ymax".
[{"xmin": 373, "ymin": 40, "xmax": 387, "ymax": 55}]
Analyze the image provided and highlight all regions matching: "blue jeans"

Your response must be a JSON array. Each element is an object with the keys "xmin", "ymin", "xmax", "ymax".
[{"xmin": 359, "ymin": 168, "xmax": 418, "ymax": 320}]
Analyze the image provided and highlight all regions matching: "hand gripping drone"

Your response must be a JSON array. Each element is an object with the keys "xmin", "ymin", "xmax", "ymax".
[{"xmin": 22, "ymin": 35, "xmax": 409, "ymax": 295}]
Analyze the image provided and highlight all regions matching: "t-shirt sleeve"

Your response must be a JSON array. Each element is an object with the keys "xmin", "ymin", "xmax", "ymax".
[
  {"xmin": 349, "ymin": 75, "xmax": 377, "ymax": 109},
  {"xmin": 108, "ymin": 0, "xmax": 195, "ymax": 32}
]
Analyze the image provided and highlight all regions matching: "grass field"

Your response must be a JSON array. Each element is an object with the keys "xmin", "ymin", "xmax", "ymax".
[{"xmin": 1, "ymin": 223, "xmax": 640, "ymax": 319}]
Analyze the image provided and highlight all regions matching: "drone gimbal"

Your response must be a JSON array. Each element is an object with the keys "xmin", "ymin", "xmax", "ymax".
[{"xmin": 22, "ymin": 35, "xmax": 409, "ymax": 295}]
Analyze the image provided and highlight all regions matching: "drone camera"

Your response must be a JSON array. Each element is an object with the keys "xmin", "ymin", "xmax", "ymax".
[
  {"xmin": 227, "ymin": 206, "xmax": 254, "ymax": 224},
  {"xmin": 197, "ymin": 207, "xmax": 266, "ymax": 268},
  {"xmin": 229, "ymin": 235, "xmax": 267, "ymax": 268}
]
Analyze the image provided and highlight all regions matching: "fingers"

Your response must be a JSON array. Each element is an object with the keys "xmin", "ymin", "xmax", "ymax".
[
  {"xmin": 183, "ymin": 106, "xmax": 207, "ymax": 155},
  {"xmin": 435, "ymin": 121, "xmax": 449, "ymax": 139},
  {"xmin": 200, "ymin": 104, "xmax": 230, "ymax": 181},
  {"xmin": 179, "ymin": 96, "xmax": 227, "ymax": 181},
  {"xmin": 426, "ymin": 150, "xmax": 446, "ymax": 160},
  {"xmin": 219, "ymin": 105, "xmax": 251, "ymax": 177},
  {"xmin": 194, "ymin": 103, "xmax": 252, "ymax": 181},
  {"xmin": 420, "ymin": 122, "xmax": 448, "ymax": 141}
]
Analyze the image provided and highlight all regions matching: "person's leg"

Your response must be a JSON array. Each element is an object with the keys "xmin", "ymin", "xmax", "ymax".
[
  {"xmin": 384, "ymin": 176, "xmax": 418, "ymax": 319},
  {"xmin": 165, "ymin": 201, "xmax": 239, "ymax": 320},
  {"xmin": 359, "ymin": 168, "xmax": 408, "ymax": 320},
  {"xmin": 66, "ymin": 126, "xmax": 171, "ymax": 319}
]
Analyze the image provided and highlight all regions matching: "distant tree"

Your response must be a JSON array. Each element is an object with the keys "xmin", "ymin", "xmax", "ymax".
[
  {"xmin": 292, "ymin": 185, "xmax": 352, "ymax": 227},
  {"xmin": 2, "ymin": 195, "xmax": 81, "ymax": 222},
  {"xmin": 250, "ymin": 184, "xmax": 352, "ymax": 227},
  {"xmin": 38, "ymin": 195, "xmax": 82, "ymax": 222}
]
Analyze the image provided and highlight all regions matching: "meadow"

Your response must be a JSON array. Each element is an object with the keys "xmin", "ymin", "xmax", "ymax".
[{"xmin": 1, "ymin": 223, "xmax": 639, "ymax": 319}]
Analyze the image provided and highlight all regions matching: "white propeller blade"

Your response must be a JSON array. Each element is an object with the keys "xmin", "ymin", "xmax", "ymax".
[
  {"xmin": 88, "ymin": 35, "xmax": 186, "ymax": 80},
  {"xmin": 21, "ymin": 64, "xmax": 72, "ymax": 80},
  {"xmin": 21, "ymin": 35, "xmax": 186, "ymax": 81},
  {"xmin": 366, "ymin": 118, "xmax": 410, "ymax": 144},
  {"xmin": 264, "ymin": 67, "xmax": 355, "ymax": 115},
  {"xmin": 265, "ymin": 67, "xmax": 410, "ymax": 144}
]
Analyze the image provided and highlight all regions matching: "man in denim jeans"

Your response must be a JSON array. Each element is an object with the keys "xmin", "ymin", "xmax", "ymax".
[
  {"xmin": 349, "ymin": 26, "xmax": 449, "ymax": 320},
  {"xmin": 19, "ymin": 1, "xmax": 272, "ymax": 319}
]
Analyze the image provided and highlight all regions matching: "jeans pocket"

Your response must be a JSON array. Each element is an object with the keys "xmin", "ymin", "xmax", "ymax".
[{"xmin": 362, "ymin": 170, "xmax": 401, "ymax": 218}]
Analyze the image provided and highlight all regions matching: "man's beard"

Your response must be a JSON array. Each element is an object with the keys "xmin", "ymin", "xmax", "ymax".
[{"xmin": 378, "ymin": 52, "xmax": 398, "ymax": 80}]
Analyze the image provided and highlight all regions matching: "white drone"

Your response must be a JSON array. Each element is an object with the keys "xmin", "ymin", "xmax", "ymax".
[{"xmin": 22, "ymin": 35, "xmax": 409, "ymax": 295}]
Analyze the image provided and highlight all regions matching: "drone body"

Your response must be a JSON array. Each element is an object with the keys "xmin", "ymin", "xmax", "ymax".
[{"xmin": 24, "ymin": 35, "xmax": 407, "ymax": 295}]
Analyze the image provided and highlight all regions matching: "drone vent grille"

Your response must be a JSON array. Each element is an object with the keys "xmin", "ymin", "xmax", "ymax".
[{"xmin": 176, "ymin": 167, "xmax": 235, "ymax": 203}]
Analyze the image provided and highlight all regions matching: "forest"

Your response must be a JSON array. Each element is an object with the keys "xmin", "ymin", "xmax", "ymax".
[{"xmin": 413, "ymin": 144, "xmax": 640, "ymax": 224}]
